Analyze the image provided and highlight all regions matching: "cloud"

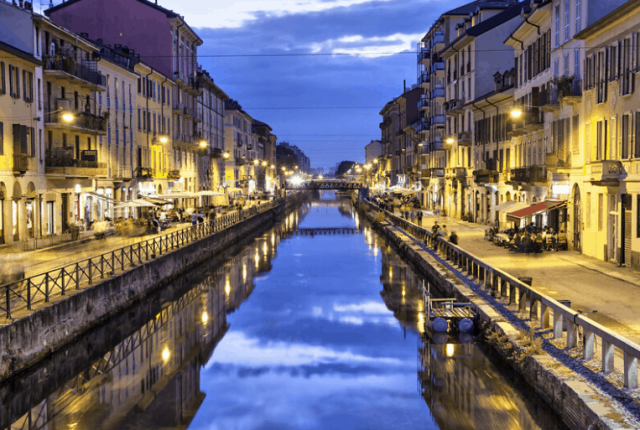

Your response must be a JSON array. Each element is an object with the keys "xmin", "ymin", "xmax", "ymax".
[
  {"xmin": 310, "ymin": 32, "xmax": 424, "ymax": 58},
  {"xmin": 159, "ymin": 0, "xmax": 399, "ymax": 29}
]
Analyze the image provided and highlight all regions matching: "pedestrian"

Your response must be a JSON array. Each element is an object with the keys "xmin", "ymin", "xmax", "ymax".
[
  {"xmin": 197, "ymin": 212, "xmax": 204, "ymax": 224},
  {"xmin": 191, "ymin": 212, "xmax": 197, "ymax": 227},
  {"xmin": 449, "ymin": 230, "xmax": 459, "ymax": 245},
  {"xmin": 417, "ymin": 211, "xmax": 423, "ymax": 226},
  {"xmin": 410, "ymin": 211, "xmax": 416, "ymax": 223},
  {"xmin": 431, "ymin": 221, "xmax": 440, "ymax": 235}
]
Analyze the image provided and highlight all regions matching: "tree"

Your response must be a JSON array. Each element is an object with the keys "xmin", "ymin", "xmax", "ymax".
[{"xmin": 335, "ymin": 161, "xmax": 356, "ymax": 178}]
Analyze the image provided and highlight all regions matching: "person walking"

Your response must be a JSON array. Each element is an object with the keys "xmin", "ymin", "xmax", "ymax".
[
  {"xmin": 417, "ymin": 211, "xmax": 423, "ymax": 227},
  {"xmin": 449, "ymin": 230, "xmax": 458, "ymax": 245}
]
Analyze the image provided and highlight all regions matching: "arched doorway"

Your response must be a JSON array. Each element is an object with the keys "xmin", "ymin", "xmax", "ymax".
[
  {"xmin": 573, "ymin": 184, "xmax": 581, "ymax": 252},
  {"xmin": 12, "ymin": 182, "xmax": 22, "ymax": 242}
]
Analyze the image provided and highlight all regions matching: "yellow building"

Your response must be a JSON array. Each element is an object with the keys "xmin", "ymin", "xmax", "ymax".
[
  {"xmin": 224, "ymin": 99, "xmax": 254, "ymax": 196},
  {"xmin": 0, "ymin": 31, "xmax": 42, "ymax": 244},
  {"xmin": 134, "ymin": 62, "xmax": 175, "ymax": 200}
]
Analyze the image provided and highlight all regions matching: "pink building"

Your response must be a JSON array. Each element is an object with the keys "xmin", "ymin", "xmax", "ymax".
[{"xmin": 45, "ymin": 0, "xmax": 202, "ymax": 81}]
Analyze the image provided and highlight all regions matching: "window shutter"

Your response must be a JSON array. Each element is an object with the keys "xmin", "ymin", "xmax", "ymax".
[
  {"xmin": 0, "ymin": 122, "xmax": 3, "ymax": 155},
  {"xmin": 0, "ymin": 62, "xmax": 4, "ymax": 95},
  {"xmin": 28, "ymin": 72, "xmax": 33, "ymax": 102},
  {"xmin": 20, "ymin": 125, "xmax": 28, "ymax": 155},
  {"xmin": 585, "ymin": 122, "xmax": 591, "ymax": 162},
  {"xmin": 22, "ymin": 70, "xmax": 26, "ymax": 101},
  {"xmin": 12, "ymin": 123, "xmax": 20, "ymax": 152},
  {"xmin": 552, "ymin": 120, "xmax": 557, "ymax": 152},
  {"xmin": 572, "ymin": 115, "xmax": 579, "ymax": 154},
  {"xmin": 15, "ymin": 67, "xmax": 19, "ymax": 99},
  {"xmin": 636, "ymin": 112, "xmax": 640, "ymax": 158},
  {"xmin": 8, "ymin": 65, "xmax": 13, "ymax": 97},
  {"xmin": 30, "ymin": 126, "xmax": 35, "ymax": 157}
]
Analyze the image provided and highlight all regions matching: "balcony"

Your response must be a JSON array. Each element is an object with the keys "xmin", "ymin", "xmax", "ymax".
[
  {"xmin": 457, "ymin": 131, "xmax": 471, "ymax": 146},
  {"xmin": 45, "ymin": 110, "xmax": 107, "ymax": 135},
  {"xmin": 236, "ymin": 156, "xmax": 248, "ymax": 166},
  {"xmin": 419, "ymin": 72, "xmax": 431, "ymax": 88},
  {"xmin": 545, "ymin": 151, "xmax": 571, "ymax": 172},
  {"xmin": 210, "ymin": 148, "xmax": 225, "ymax": 158},
  {"xmin": 112, "ymin": 166, "xmax": 133, "ymax": 182},
  {"xmin": 445, "ymin": 99, "xmax": 464, "ymax": 114},
  {"xmin": 418, "ymin": 96, "xmax": 430, "ymax": 110},
  {"xmin": 433, "ymin": 32, "xmax": 445, "ymax": 48},
  {"xmin": 173, "ymin": 103, "xmax": 184, "ymax": 115},
  {"xmin": 45, "ymin": 149, "xmax": 108, "ymax": 177},
  {"xmin": 418, "ymin": 49, "xmax": 431, "ymax": 64},
  {"xmin": 379, "ymin": 118, "xmax": 391, "ymax": 129},
  {"xmin": 431, "ymin": 114, "xmax": 445, "ymax": 125},
  {"xmin": 523, "ymin": 110, "xmax": 543, "ymax": 131},
  {"xmin": 136, "ymin": 167, "xmax": 154, "ymax": 180},
  {"xmin": 511, "ymin": 167, "xmax": 528, "ymax": 182},
  {"xmin": 183, "ymin": 106, "xmax": 193, "ymax": 118},
  {"xmin": 13, "ymin": 154, "xmax": 36, "ymax": 175},
  {"xmin": 589, "ymin": 160, "xmax": 622, "ymax": 184},
  {"xmin": 539, "ymin": 87, "xmax": 560, "ymax": 112},
  {"xmin": 441, "ymin": 137, "xmax": 454, "ymax": 150},
  {"xmin": 530, "ymin": 166, "xmax": 547, "ymax": 183},
  {"xmin": 42, "ymin": 56, "xmax": 106, "ymax": 91},
  {"xmin": 404, "ymin": 165, "xmax": 415, "ymax": 174},
  {"xmin": 454, "ymin": 167, "xmax": 467, "ymax": 179},
  {"xmin": 415, "ymin": 118, "xmax": 431, "ymax": 133},
  {"xmin": 473, "ymin": 169, "xmax": 498, "ymax": 184},
  {"xmin": 422, "ymin": 168, "xmax": 444, "ymax": 178},
  {"xmin": 558, "ymin": 77, "xmax": 582, "ymax": 105},
  {"xmin": 188, "ymin": 76, "xmax": 203, "ymax": 96},
  {"xmin": 167, "ymin": 169, "xmax": 181, "ymax": 179},
  {"xmin": 431, "ymin": 61, "xmax": 445, "ymax": 74},
  {"xmin": 431, "ymin": 87, "xmax": 445, "ymax": 99}
]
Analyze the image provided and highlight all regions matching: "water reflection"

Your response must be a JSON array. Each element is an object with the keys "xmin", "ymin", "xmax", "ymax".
[{"xmin": 3, "ymin": 196, "xmax": 566, "ymax": 430}]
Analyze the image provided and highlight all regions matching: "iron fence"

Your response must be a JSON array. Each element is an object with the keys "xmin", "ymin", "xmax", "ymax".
[
  {"xmin": 0, "ymin": 198, "xmax": 288, "ymax": 320},
  {"xmin": 364, "ymin": 200, "xmax": 640, "ymax": 389}
]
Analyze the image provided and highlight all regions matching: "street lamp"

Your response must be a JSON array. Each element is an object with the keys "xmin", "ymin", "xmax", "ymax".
[
  {"xmin": 254, "ymin": 159, "xmax": 259, "ymax": 165},
  {"xmin": 223, "ymin": 152, "xmax": 230, "ymax": 159},
  {"xmin": 62, "ymin": 112, "xmax": 75, "ymax": 122},
  {"xmin": 199, "ymin": 140, "xmax": 207, "ymax": 148},
  {"xmin": 262, "ymin": 161, "xmax": 267, "ymax": 166},
  {"xmin": 159, "ymin": 135, "xmax": 169, "ymax": 144},
  {"xmin": 510, "ymin": 108, "xmax": 523, "ymax": 118},
  {"xmin": 446, "ymin": 137, "xmax": 454, "ymax": 144}
]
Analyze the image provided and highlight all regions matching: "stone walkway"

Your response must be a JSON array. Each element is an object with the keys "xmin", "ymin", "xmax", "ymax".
[{"xmin": 394, "ymin": 208, "xmax": 640, "ymax": 346}]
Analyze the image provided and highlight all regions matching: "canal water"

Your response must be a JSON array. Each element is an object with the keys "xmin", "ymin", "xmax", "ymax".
[{"xmin": 2, "ymin": 193, "xmax": 568, "ymax": 430}]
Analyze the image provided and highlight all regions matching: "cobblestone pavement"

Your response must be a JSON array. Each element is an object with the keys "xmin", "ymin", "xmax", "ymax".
[{"xmin": 394, "ymin": 208, "xmax": 640, "ymax": 346}]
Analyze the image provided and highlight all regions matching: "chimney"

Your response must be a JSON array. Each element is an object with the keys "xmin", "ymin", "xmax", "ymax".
[{"xmin": 403, "ymin": 80, "xmax": 406, "ymax": 93}]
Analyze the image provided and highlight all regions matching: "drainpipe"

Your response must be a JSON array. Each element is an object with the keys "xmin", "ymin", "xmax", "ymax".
[
  {"xmin": 523, "ymin": 15, "xmax": 541, "ymax": 36},
  {"xmin": 505, "ymin": 34, "xmax": 524, "ymax": 50},
  {"xmin": 485, "ymin": 99, "xmax": 499, "ymax": 171}
]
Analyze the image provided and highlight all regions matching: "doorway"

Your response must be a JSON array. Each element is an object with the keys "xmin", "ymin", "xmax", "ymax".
[
  {"xmin": 608, "ymin": 194, "xmax": 618, "ymax": 263},
  {"xmin": 573, "ymin": 184, "xmax": 582, "ymax": 252}
]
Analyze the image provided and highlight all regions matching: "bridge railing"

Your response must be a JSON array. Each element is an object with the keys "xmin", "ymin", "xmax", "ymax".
[
  {"xmin": 0, "ymin": 197, "xmax": 291, "ymax": 320},
  {"xmin": 285, "ymin": 180, "xmax": 363, "ymax": 190},
  {"xmin": 363, "ymin": 200, "xmax": 640, "ymax": 389}
]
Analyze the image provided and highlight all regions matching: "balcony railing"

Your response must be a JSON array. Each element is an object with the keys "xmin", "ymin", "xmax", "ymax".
[
  {"xmin": 539, "ymin": 88, "xmax": 559, "ymax": 111},
  {"xmin": 210, "ymin": 148, "xmax": 224, "ymax": 158},
  {"xmin": 236, "ymin": 156, "xmax": 248, "ymax": 166},
  {"xmin": 415, "ymin": 119, "xmax": 431, "ymax": 133},
  {"xmin": 45, "ymin": 150, "xmax": 108, "ymax": 176},
  {"xmin": 589, "ymin": 160, "xmax": 622, "ymax": 182},
  {"xmin": 420, "ymin": 72, "xmax": 431, "ymax": 85},
  {"xmin": 46, "ymin": 110, "xmax": 107, "ymax": 134},
  {"xmin": 546, "ymin": 151, "xmax": 571, "ymax": 170},
  {"xmin": 167, "ymin": 169, "xmax": 181, "ymax": 179},
  {"xmin": 418, "ymin": 96, "xmax": 430, "ymax": 110},
  {"xmin": 512, "ymin": 167, "xmax": 528, "ymax": 182},
  {"xmin": 433, "ymin": 32, "xmax": 444, "ymax": 45},
  {"xmin": 431, "ymin": 61, "xmax": 445, "ymax": 74},
  {"xmin": 431, "ymin": 114, "xmax": 445, "ymax": 125},
  {"xmin": 136, "ymin": 167, "xmax": 154, "ymax": 179},
  {"xmin": 418, "ymin": 49, "xmax": 431, "ymax": 62},
  {"xmin": 454, "ymin": 167, "xmax": 466, "ymax": 178},
  {"xmin": 13, "ymin": 154, "xmax": 29, "ymax": 174},
  {"xmin": 42, "ymin": 56, "xmax": 106, "ymax": 88},
  {"xmin": 558, "ymin": 76, "xmax": 582, "ymax": 102}
]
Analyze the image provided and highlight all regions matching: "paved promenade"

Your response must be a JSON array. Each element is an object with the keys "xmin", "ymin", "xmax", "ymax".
[
  {"xmin": 0, "ymin": 201, "xmax": 264, "ymax": 283},
  {"xmin": 395, "ymin": 208, "xmax": 640, "ymax": 346}
]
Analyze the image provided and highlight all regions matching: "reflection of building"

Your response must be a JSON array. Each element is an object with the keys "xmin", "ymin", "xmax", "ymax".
[
  {"xmin": 8, "ymin": 273, "xmax": 227, "ymax": 430},
  {"xmin": 417, "ymin": 333, "xmax": 564, "ymax": 430}
]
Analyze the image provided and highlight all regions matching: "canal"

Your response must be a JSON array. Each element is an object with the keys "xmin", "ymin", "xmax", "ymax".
[{"xmin": 2, "ymin": 193, "xmax": 568, "ymax": 430}]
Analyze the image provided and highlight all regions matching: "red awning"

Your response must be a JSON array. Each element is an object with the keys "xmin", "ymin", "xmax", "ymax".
[{"xmin": 507, "ymin": 200, "xmax": 565, "ymax": 221}]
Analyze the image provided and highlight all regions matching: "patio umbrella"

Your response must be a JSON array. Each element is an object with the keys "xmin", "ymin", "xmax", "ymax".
[
  {"xmin": 157, "ymin": 191, "xmax": 198, "ymax": 199},
  {"xmin": 196, "ymin": 190, "xmax": 225, "ymax": 196},
  {"xmin": 114, "ymin": 199, "xmax": 157, "ymax": 209}
]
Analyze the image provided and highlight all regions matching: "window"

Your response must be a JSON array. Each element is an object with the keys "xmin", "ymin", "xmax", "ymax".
[
  {"xmin": 0, "ymin": 62, "xmax": 5, "ymax": 94},
  {"xmin": 636, "ymin": 112, "xmax": 640, "ymax": 158},
  {"xmin": 598, "ymin": 193, "xmax": 604, "ymax": 231},
  {"xmin": 0, "ymin": 122, "xmax": 3, "ymax": 155},
  {"xmin": 637, "ymin": 195, "xmax": 640, "ymax": 238},
  {"xmin": 555, "ymin": 5, "xmax": 560, "ymax": 47},
  {"xmin": 564, "ymin": 54, "xmax": 569, "ymax": 76},
  {"xmin": 576, "ymin": 0, "xmax": 581, "ymax": 32},
  {"xmin": 554, "ymin": 59, "xmax": 559, "ymax": 78},
  {"xmin": 622, "ymin": 114, "xmax": 631, "ymax": 159},
  {"xmin": 586, "ymin": 192, "xmax": 591, "ymax": 228},
  {"xmin": 564, "ymin": 0, "xmax": 570, "ymax": 42},
  {"xmin": 574, "ymin": 49, "xmax": 580, "ymax": 77}
]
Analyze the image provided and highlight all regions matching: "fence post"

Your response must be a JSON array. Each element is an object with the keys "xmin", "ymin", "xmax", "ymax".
[
  {"xmin": 540, "ymin": 303, "xmax": 550, "ymax": 329},
  {"xmin": 45, "ymin": 273, "xmax": 50, "ymax": 302},
  {"xmin": 61, "ymin": 269, "xmax": 65, "ymax": 296},
  {"xmin": 553, "ymin": 309, "xmax": 563, "ymax": 338},
  {"xmin": 583, "ymin": 329, "xmax": 595, "ymax": 360},
  {"xmin": 76, "ymin": 263, "xmax": 80, "ymax": 290},
  {"xmin": 100, "ymin": 256, "xmax": 105, "ymax": 279},
  {"xmin": 509, "ymin": 283, "xmax": 516, "ymax": 306},
  {"xmin": 602, "ymin": 339, "xmax": 614, "ymax": 374},
  {"xmin": 566, "ymin": 320, "xmax": 578, "ymax": 349},
  {"xmin": 26, "ymin": 279, "xmax": 31, "ymax": 310},
  {"xmin": 5, "ymin": 287, "xmax": 10, "ymax": 319},
  {"xmin": 624, "ymin": 352, "xmax": 638, "ymax": 389},
  {"xmin": 518, "ymin": 288, "xmax": 527, "ymax": 313},
  {"xmin": 88, "ymin": 258, "xmax": 93, "ymax": 285}
]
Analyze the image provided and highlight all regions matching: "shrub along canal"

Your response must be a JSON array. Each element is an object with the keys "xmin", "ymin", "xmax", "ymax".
[{"xmin": 1, "ymin": 193, "xmax": 568, "ymax": 429}]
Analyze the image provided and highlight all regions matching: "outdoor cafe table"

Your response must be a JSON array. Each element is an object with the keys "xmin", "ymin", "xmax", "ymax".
[{"xmin": 494, "ymin": 233, "xmax": 510, "ymax": 245}]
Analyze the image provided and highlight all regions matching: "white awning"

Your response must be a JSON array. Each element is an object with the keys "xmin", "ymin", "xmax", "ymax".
[
  {"xmin": 494, "ymin": 201, "xmax": 529, "ymax": 213},
  {"xmin": 196, "ymin": 190, "xmax": 225, "ymax": 196}
]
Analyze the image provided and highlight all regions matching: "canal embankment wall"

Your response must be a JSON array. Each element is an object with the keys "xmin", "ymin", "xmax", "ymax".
[
  {"xmin": 0, "ymin": 193, "xmax": 309, "ymax": 382},
  {"xmin": 359, "ymin": 200, "xmax": 635, "ymax": 430}
]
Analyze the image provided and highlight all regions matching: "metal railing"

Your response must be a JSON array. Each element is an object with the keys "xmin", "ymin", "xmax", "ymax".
[
  {"xmin": 0, "ymin": 197, "xmax": 296, "ymax": 320},
  {"xmin": 365, "ymin": 201, "xmax": 640, "ymax": 389}
]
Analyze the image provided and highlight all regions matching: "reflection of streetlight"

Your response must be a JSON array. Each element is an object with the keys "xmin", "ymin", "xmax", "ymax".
[
  {"xmin": 202, "ymin": 312, "xmax": 208, "ymax": 323},
  {"xmin": 446, "ymin": 343, "xmax": 454, "ymax": 357},
  {"xmin": 162, "ymin": 347, "xmax": 170, "ymax": 361}
]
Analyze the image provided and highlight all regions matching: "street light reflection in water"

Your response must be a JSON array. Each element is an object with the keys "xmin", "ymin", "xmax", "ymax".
[{"xmin": 1, "ymin": 192, "xmax": 567, "ymax": 430}]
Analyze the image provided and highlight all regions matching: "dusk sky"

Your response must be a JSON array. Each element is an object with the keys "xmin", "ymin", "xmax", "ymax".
[{"xmin": 87, "ymin": 0, "xmax": 472, "ymax": 169}]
